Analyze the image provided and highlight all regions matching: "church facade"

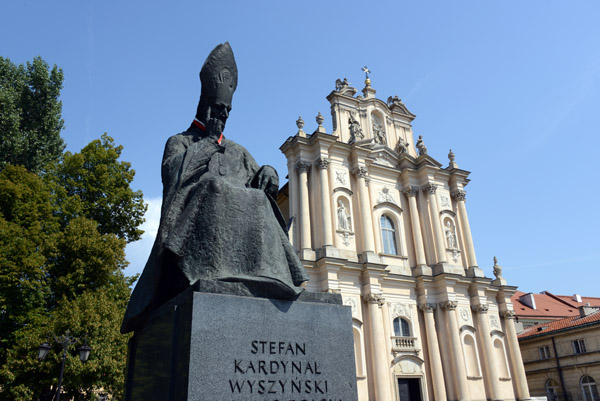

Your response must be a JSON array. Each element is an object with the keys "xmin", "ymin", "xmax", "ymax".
[{"xmin": 278, "ymin": 77, "xmax": 532, "ymax": 401}]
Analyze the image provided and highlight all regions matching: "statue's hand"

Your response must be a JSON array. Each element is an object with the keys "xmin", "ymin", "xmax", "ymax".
[
  {"xmin": 253, "ymin": 165, "xmax": 279, "ymax": 199},
  {"xmin": 206, "ymin": 118, "xmax": 225, "ymax": 139}
]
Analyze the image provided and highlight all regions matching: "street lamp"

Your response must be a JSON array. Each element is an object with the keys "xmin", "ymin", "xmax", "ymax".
[{"xmin": 38, "ymin": 331, "xmax": 91, "ymax": 401}]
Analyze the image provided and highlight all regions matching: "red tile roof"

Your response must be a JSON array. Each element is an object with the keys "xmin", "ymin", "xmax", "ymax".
[
  {"xmin": 511, "ymin": 291, "xmax": 600, "ymax": 320},
  {"xmin": 518, "ymin": 310, "xmax": 600, "ymax": 339}
]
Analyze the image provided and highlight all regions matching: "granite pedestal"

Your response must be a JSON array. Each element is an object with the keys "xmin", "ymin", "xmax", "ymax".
[{"xmin": 125, "ymin": 285, "xmax": 358, "ymax": 401}]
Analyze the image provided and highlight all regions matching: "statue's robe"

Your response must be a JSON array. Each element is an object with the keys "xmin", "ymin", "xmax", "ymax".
[{"xmin": 121, "ymin": 127, "xmax": 308, "ymax": 333}]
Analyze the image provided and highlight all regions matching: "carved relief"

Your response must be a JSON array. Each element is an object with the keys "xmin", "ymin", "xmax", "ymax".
[
  {"xmin": 390, "ymin": 302, "xmax": 411, "ymax": 320},
  {"xmin": 440, "ymin": 194, "xmax": 451, "ymax": 209},
  {"xmin": 459, "ymin": 307, "xmax": 470, "ymax": 321},
  {"xmin": 373, "ymin": 152, "xmax": 394, "ymax": 167},
  {"xmin": 422, "ymin": 183, "xmax": 437, "ymax": 195},
  {"xmin": 335, "ymin": 170, "xmax": 347, "ymax": 186},
  {"xmin": 376, "ymin": 187, "xmax": 397, "ymax": 205},
  {"xmin": 489, "ymin": 314, "xmax": 501, "ymax": 329},
  {"xmin": 386, "ymin": 116, "xmax": 393, "ymax": 126},
  {"xmin": 343, "ymin": 296, "xmax": 358, "ymax": 318},
  {"xmin": 471, "ymin": 304, "xmax": 489, "ymax": 314}
]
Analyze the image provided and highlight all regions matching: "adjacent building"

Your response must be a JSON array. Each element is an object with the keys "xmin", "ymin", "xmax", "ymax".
[
  {"xmin": 512, "ymin": 291, "xmax": 600, "ymax": 332},
  {"xmin": 518, "ymin": 308, "xmax": 600, "ymax": 401},
  {"xmin": 278, "ymin": 76, "xmax": 532, "ymax": 401}
]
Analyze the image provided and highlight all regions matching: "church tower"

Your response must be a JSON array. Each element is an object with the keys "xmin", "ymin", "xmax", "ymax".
[{"xmin": 279, "ymin": 74, "xmax": 531, "ymax": 401}]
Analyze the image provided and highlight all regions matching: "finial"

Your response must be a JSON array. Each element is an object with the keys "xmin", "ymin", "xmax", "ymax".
[
  {"xmin": 316, "ymin": 112, "xmax": 324, "ymax": 127},
  {"xmin": 362, "ymin": 66, "xmax": 371, "ymax": 86},
  {"xmin": 296, "ymin": 115, "xmax": 306, "ymax": 138},
  {"xmin": 448, "ymin": 148, "xmax": 458, "ymax": 168}
]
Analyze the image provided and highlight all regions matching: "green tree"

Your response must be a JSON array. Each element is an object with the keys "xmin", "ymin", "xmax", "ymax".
[
  {"xmin": 49, "ymin": 134, "xmax": 146, "ymax": 243},
  {"xmin": 0, "ymin": 139, "xmax": 143, "ymax": 399},
  {"xmin": 0, "ymin": 57, "xmax": 65, "ymax": 173}
]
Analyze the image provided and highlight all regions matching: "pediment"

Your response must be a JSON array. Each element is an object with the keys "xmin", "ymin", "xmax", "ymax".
[{"xmin": 368, "ymin": 147, "xmax": 400, "ymax": 168}]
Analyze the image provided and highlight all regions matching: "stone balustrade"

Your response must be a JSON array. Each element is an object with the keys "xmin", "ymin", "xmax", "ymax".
[{"xmin": 391, "ymin": 336, "xmax": 418, "ymax": 352}]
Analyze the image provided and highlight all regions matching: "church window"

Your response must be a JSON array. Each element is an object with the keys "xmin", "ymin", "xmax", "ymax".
[
  {"xmin": 380, "ymin": 215, "xmax": 398, "ymax": 255},
  {"xmin": 393, "ymin": 317, "xmax": 411, "ymax": 337},
  {"xmin": 581, "ymin": 375, "xmax": 600, "ymax": 401}
]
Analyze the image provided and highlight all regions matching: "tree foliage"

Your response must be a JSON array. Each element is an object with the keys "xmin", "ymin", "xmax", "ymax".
[
  {"xmin": 0, "ymin": 56, "xmax": 65, "ymax": 173},
  {"xmin": 0, "ymin": 162, "xmax": 139, "ymax": 400},
  {"xmin": 0, "ymin": 56, "xmax": 145, "ymax": 400},
  {"xmin": 49, "ymin": 133, "xmax": 146, "ymax": 243}
]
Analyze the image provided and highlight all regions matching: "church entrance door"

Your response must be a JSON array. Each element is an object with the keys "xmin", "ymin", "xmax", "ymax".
[{"xmin": 397, "ymin": 378, "xmax": 422, "ymax": 401}]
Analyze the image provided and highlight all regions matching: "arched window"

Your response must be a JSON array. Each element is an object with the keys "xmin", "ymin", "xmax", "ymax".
[
  {"xmin": 393, "ymin": 317, "xmax": 411, "ymax": 337},
  {"xmin": 545, "ymin": 378, "xmax": 561, "ymax": 401},
  {"xmin": 380, "ymin": 215, "xmax": 398, "ymax": 255},
  {"xmin": 581, "ymin": 375, "xmax": 600, "ymax": 401}
]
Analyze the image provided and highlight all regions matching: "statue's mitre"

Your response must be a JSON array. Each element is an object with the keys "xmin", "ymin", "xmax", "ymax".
[{"xmin": 200, "ymin": 42, "xmax": 238, "ymax": 102}]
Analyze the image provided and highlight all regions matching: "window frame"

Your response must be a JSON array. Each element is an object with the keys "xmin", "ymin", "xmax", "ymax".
[
  {"xmin": 573, "ymin": 339, "xmax": 587, "ymax": 354},
  {"xmin": 380, "ymin": 214, "xmax": 399, "ymax": 256},
  {"xmin": 581, "ymin": 375, "xmax": 600, "ymax": 401},
  {"xmin": 539, "ymin": 345, "xmax": 551, "ymax": 360},
  {"xmin": 393, "ymin": 317, "xmax": 411, "ymax": 337}
]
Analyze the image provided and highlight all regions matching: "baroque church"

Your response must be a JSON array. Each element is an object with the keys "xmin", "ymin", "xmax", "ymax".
[{"xmin": 277, "ymin": 75, "xmax": 532, "ymax": 401}]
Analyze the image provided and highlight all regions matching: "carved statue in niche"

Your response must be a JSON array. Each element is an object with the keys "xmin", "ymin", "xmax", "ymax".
[
  {"xmin": 416, "ymin": 135, "xmax": 427, "ymax": 156},
  {"xmin": 395, "ymin": 136, "xmax": 408, "ymax": 154},
  {"xmin": 372, "ymin": 114, "xmax": 386, "ymax": 145},
  {"xmin": 335, "ymin": 77, "xmax": 349, "ymax": 91},
  {"xmin": 337, "ymin": 199, "xmax": 351, "ymax": 231},
  {"xmin": 445, "ymin": 220, "xmax": 457, "ymax": 249},
  {"xmin": 348, "ymin": 114, "xmax": 363, "ymax": 143}
]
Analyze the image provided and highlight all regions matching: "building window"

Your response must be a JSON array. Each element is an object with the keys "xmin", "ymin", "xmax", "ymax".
[
  {"xmin": 581, "ymin": 375, "xmax": 600, "ymax": 401},
  {"xmin": 573, "ymin": 339, "xmax": 587, "ymax": 354},
  {"xmin": 539, "ymin": 345, "xmax": 551, "ymax": 359},
  {"xmin": 380, "ymin": 215, "xmax": 398, "ymax": 255},
  {"xmin": 545, "ymin": 378, "xmax": 561, "ymax": 401},
  {"xmin": 393, "ymin": 317, "xmax": 411, "ymax": 337}
]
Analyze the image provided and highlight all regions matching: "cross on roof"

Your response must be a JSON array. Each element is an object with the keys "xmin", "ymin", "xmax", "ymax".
[{"xmin": 362, "ymin": 66, "xmax": 371, "ymax": 79}]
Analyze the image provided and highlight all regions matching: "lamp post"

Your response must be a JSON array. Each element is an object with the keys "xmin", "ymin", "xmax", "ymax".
[{"xmin": 38, "ymin": 330, "xmax": 91, "ymax": 401}]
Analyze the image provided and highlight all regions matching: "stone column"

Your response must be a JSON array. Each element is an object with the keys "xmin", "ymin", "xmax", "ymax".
[
  {"xmin": 419, "ymin": 303, "xmax": 447, "ymax": 401},
  {"xmin": 353, "ymin": 167, "xmax": 375, "ymax": 255},
  {"xmin": 315, "ymin": 157, "xmax": 333, "ymax": 247},
  {"xmin": 502, "ymin": 310, "xmax": 531, "ymax": 400},
  {"xmin": 296, "ymin": 161, "xmax": 312, "ymax": 251},
  {"xmin": 452, "ymin": 190, "xmax": 478, "ymax": 268},
  {"xmin": 440, "ymin": 301, "xmax": 469, "ymax": 401},
  {"xmin": 366, "ymin": 294, "xmax": 392, "ymax": 401},
  {"xmin": 403, "ymin": 186, "xmax": 427, "ymax": 267},
  {"xmin": 472, "ymin": 304, "xmax": 501, "ymax": 400},
  {"xmin": 423, "ymin": 183, "xmax": 447, "ymax": 264}
]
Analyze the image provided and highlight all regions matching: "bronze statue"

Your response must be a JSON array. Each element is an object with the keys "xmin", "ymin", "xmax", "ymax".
[{"xmin": 121, "ymin": 43, "xmax": 308, "ymax": 333}]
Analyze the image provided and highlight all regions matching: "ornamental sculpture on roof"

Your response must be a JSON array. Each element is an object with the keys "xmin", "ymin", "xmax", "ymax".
[{"xmin": 121, "ymin": 43, "xmax": 309, "ymax": 333}]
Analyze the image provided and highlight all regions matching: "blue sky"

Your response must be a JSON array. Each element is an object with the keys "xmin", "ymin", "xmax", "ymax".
[{"xmin": 2, "ymin": 1, "xmax": 599, "ymax": 296}]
